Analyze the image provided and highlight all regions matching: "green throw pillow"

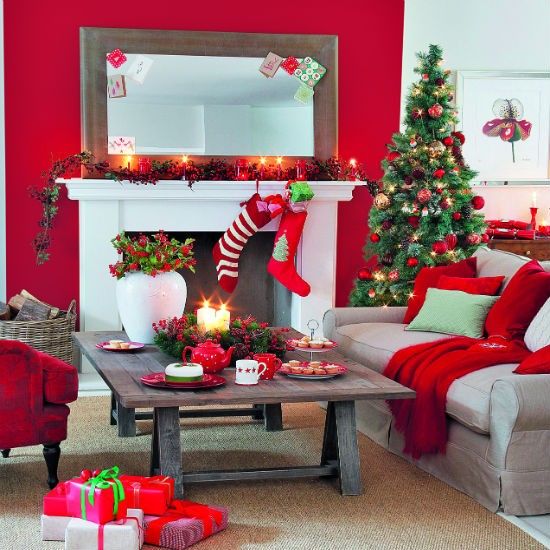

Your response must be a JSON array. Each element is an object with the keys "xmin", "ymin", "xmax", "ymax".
[{"xmin": 406, "ymin": 288, "xmax": 498, "ymax": 338}]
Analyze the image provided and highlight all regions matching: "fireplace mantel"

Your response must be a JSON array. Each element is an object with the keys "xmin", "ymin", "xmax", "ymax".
[{"xmin": 61, "ymin": 178, "xmax": 364, "ymax": 369}]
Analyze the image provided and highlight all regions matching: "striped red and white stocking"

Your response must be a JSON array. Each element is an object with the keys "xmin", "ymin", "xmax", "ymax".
[{"xmin": 212, "ymin": 193, "xmax": 272, "ymax": 293}]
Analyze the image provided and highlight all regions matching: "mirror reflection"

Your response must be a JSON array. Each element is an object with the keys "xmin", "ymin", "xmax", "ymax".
[{"xmin": 106, "ymin": 54, "xmax": 314, "ymax": 156}]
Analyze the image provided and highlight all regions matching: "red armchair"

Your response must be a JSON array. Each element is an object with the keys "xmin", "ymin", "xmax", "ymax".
[{"xmin": 0, "ymin": 340, "xmax": 78, "ymax": 488}]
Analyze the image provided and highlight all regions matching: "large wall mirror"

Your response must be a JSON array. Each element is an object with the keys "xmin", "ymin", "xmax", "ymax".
[
  {"xmin": 107, "ymin": 54, "xmax": 314, "ymax": 157},
  {"xmin": 81, "ymin": 28, "xmax": 337, "ymax": 170}
]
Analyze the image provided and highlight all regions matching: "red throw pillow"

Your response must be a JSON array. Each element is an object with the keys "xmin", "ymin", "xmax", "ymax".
[
  {"xmin": 485, "ymin": 260, "xmax": 550, "ymax": 340},
  {"xmin": 514, "ymin": 344, "xmax": 550, "ymax": 374},
  {"xmin": 437, "ymin": 275, "xmax": 504, "ymax": 296},
  {"xmin": 403, "ymin": 257, "xmax": 477, "ymax": 323}
]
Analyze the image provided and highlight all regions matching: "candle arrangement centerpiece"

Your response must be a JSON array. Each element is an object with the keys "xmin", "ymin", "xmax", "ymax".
[{"xmin": 152, "ymin": 310, "xmax": 288, "ymax": 367}]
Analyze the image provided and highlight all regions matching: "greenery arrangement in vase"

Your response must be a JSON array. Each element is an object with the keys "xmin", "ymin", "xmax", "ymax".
[
  {"xmin": 109, "ymin": 231, "xmax": 196, "ymax": 344},
  {"xmin": 153, "ymin": 313, "xmax": 288, "ymax": 365}
]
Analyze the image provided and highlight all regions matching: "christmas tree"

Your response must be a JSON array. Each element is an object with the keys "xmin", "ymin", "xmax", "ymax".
[
  {"xmin": 272, "ymin": 233, "xmax": 289, "ymax": 262},
  {"xmin": 350, "ymin": 45, "xmax": 487, "ymax": 307}
]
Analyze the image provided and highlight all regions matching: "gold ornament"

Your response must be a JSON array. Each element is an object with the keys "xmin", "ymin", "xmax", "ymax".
[
  {"xmin": 427, "ymin": 141, "xmax": 446, "ymax": 158},
  {"xmin": 374, "ymin": 193, "xmax": 391, "ymax": 210}
]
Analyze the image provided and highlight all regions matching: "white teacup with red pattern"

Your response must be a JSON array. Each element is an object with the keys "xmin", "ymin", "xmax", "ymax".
[{"xmin": 235, "ymin": 360, "xmax": 267, "ymax": 385}]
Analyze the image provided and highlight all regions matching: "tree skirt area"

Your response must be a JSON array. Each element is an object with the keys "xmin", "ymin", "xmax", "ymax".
[{"xmin": 0, "ymin": 396, "xmax": 542, "ymax": 550}]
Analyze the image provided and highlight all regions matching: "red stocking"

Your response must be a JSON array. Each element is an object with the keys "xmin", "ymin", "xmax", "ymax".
[
  {"xmin": 213, "ymin": 193, "xmax": 271, "ymax": 293},
  {"xmin": 267, "ymin": 210, "xmax": 311, "ymax": 297}
]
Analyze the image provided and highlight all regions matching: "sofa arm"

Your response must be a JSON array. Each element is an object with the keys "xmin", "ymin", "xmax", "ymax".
[
  {"xmin": 488, "ymin": 374, "xmax": 550, "ymax": 469},
  {"xmin": 40, "ymin": 352, "xmax": 79, "ymax": 405},
  {"xmin": 323, "ymin": 307, "xmax": 407, "ymax": 339}
]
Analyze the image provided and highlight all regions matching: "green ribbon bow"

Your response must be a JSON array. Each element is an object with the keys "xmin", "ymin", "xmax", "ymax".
[
  {"xmin": 289, "ymin": 181, "xmax": 314, "ymax": 203},
  {"xmin": 80, "ymin": 466, "xmax": 126, "ymax": 521}
]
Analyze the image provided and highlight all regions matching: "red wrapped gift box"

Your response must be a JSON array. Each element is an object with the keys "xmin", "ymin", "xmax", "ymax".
[
  {"xmin": 119, "ymin": 474, "xmax": 174, "ymax": 515},
  {"xmin": 66, "ymin": 467, "xmax": 127, "ymax": 525},
  {"xmin": 144, "ymin": 499, "xmax": 228, "ymax": 549},
  {"xmin": 44, "ymin": 482, "xmax": 69, "ymax": 516}
]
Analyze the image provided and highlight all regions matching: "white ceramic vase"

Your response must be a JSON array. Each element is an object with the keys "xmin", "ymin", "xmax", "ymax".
[{"xmin": 116, "ymin": 271, "xmax": 187, "ymax": 344}]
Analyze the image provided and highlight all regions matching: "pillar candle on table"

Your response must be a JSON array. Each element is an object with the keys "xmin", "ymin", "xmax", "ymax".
[
  {"xmin": 197, "ymin": 302, "xmax": 216, "ymax": 331},
  {"xmin": 215, "ymin": 306, "xmax": 230, "ymax": 331}
]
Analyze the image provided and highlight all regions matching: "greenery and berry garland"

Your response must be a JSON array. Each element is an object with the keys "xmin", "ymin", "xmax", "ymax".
[
  {"xmin": 349, "ymin": 45, "xmax": 486, "ymax": 307},
  {"xmin": 153, "ymin": 313, "xmax": 289, "ymax": 364},
  {"xmin": 109, "ymin": 231, "xmax": 196, "ymax": 279},
  {"xmin": 30, "ymin": 153, "xmax": 375, "ymax": 265}
]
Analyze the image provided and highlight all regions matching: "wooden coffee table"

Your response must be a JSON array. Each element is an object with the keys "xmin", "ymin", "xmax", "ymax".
[{"xmin": 74, "ymin": 330, "xmax": 414, "ymax": 498}]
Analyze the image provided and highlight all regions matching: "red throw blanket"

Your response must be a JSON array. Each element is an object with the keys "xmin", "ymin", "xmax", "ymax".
[{"xmin": 383, "ymin": 336, "xmax": 529, "ymax": 459}]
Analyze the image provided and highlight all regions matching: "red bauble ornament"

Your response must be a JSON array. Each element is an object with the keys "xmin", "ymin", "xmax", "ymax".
[
  {"xmin": 428, "ymin": 103, "xmax": 443, "ymax": 118},
  {"xmin": 388, "ymin": 270, "xmax": 400, "ymax": 282},
  {"xmin": 358, "ymin": 268, "xmax": 373, "ymax": 281},
  {"xmin": 482, "ymin": 233, "xmax": 490, "ymax": 243},
  {"xmin": 370, "ymin": 233, "xmax": 381, "ymax": 243},
  {"xmin": 435, "ymin": 186, "xmax": 444, "ymax": 194},
  {"xmin": 411, "ymin": 108, "xmax": 424, "ymax": 120},
  {"xmin": 404, "ymin": 175, "xmax": 414, "ymax": 185},
  {"xmin": 417, "ymin": 188, "xmax": 432, "ymax": 204},
  {"xmin": 408, "ymin": 216, "xmax": 420, "ymax": 228},
  {"xmin": 422, "ymin": 73, "xmax": 429, "ymax": 82},
  {"xmin": 387, "ymin": 151, "xmax": 401, "ymax": 162},
  {"xmin": 435, "ymin": 77, "xmax": 445, "ymax": 87},
  {"xmin": 433, "ymin": 168, "xmax": 445, "ymax": 179},
  {"xmin": 406, "ymin": 257, "xmax": 419, "ymax": 268},
  {"xmin": 443, "ymin": 136, "xmax": 454, "ymax": 146},
  {"xmin": 440, "ymin": 198, "xmax": 451, "ymax": 210},
  {"xmin": 452, "ymin": 212, "xmax": 462, "ymax": 221},
  {"xmin": 381, "ymin": 219, "xmax": 393, "ymax": 230},
  {"xmin": 452, "ymin": 131, "xmax": 466, "ymax": 144},
  {"xmin": 432, "ymin": 240, "xmax": 448, "ymax": 255},
  {"xmin": 471, "ymin": 195, "xmax": 485, "ymax": 210},
  {"xmin": 412, "ymin": 168, "xmax": 425, "ymax": 180},
  {"xmin": 445, "ymin": 233, "xmax": 458, "ymax": 250},
  {"xmin": 368, "ymin": 288, "xmax": 376, "ymax": 299},
  {"xmin": 467, "ymin": 233, "xmax": 482, "ymax": 246}
]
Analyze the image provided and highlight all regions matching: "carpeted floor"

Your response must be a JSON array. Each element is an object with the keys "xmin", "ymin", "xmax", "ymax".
[{"xmin": 0, "ymin": 396, "xmax": 543, "ymax": 550}]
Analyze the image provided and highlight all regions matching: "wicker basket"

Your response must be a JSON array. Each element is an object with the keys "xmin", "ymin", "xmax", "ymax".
[{"xmin": 0, "ymin": 300, "xmax": 77, "ymax": 363}]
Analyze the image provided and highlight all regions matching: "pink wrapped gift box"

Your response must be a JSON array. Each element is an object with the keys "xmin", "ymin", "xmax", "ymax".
[
  {"xmin": 65, "ymin": 508, "xmax": 144, "ymax": 550},
  {"xmin": 43, "ymin": 482, "xmax": 69, "ymax": 516},
  {"xmin": 66, "ymin": 467, "xmax": 127, "ymax": 525}
]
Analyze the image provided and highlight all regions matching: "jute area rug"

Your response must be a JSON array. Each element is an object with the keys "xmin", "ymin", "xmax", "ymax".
[{"xmin": 0, "ymin": 396, "xmax": 542, "ymax": 550}]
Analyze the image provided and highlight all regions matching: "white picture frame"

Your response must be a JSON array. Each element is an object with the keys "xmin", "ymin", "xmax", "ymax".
[{"xmin": 456, "ymin": 71, "xmax": 550, "ymax": 182}]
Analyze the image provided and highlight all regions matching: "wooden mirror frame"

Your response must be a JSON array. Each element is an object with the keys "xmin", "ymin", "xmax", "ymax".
[{"xmin": 80, "ymin": 27, "xmax": 338, "ymax": 173}]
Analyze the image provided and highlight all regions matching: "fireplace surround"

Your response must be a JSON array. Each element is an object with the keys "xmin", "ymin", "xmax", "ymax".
[{"xmin": 63, "ymin": 178, "xmax": 363, "ymax": 372}]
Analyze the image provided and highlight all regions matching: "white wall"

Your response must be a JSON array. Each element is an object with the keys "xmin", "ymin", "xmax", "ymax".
[
  {"xmin": 402, "ymin": 0, "xmax": 550, "ymax": 220},
  {"xmin": 0, "ymin": 2, "xmax": 5, "ymax": 301}
]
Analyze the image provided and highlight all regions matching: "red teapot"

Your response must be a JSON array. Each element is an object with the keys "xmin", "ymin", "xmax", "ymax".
[{"xmin": 183, "ymin": 340, "xmax": 235, "ymax": 374}]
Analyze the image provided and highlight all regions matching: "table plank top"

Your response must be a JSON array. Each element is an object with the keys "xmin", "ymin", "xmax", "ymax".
[{"xmin": 73, "ymin": 330, "xmax": 415, "ymax": 408}]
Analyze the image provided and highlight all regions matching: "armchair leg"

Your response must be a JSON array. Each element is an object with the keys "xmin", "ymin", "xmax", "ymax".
[
  {"xmin": 43, "ymin": 444, "xmax": 61, "ymax": 489},
  {"xmin": 1, "ymin": 449, "xmax": 10, "ymax": 458}
]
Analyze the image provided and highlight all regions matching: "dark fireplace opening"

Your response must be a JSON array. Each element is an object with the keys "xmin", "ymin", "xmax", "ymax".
[{"xmin": 127, "ymin": 231, "xmax": 291, "ymax": 326}]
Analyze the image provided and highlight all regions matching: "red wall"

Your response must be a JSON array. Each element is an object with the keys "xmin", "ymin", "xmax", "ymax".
[{"xmin": 4, "ymin": 1, "xmax": 403, "ymax": 310}]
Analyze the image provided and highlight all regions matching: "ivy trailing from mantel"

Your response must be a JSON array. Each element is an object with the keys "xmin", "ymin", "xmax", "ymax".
[{"xmin": 29, "ymin": 151, "xmax": 375, "ymax": 264}]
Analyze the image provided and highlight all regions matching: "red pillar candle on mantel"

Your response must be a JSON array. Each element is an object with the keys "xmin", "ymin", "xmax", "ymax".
[
  {"xmin": 181, "ymin": 155, "xmax": 188, "ymax": 181},
  {"xmin": 235, "ymin": 158, "xmax": 249, "ymax": 181},
  {"xmin": 138, "ymin": 157, "xmax": 151, "ymax": 174},
  {"xmin": 295, "ymin": 159, "xmax": 307, "ymax": 181},
  {"xmin": 348, "ymin": 158, "xmax": 358, "ymax": 180},
  {"xmin": 276, "ymin": 156, "xmax": 283, "ymax": 180}
]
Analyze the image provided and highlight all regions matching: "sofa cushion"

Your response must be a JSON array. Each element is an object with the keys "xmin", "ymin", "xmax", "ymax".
[
  {"xmin": 446, "ymin": 364, "xmax": 517, "ymax": 433},
  {"xmin": 473, "ymin": 247, "xmax": 529, "ymax": 287},
  {"xmin": 524, "ymin": 296, "xmax": 550, "ymax": 352},
  {"xmin": 333, "ymin": 322, "xmax": 452, "ymax": 373}
]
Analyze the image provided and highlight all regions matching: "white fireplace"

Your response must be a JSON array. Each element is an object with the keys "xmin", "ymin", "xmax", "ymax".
[{"xmin": 62, "ymin": 179, "xmax": 363, "ymax": 369}]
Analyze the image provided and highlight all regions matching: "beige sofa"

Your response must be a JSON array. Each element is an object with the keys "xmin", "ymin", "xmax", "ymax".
[{"xmin": 323, "ymin": 247, "xmax": 550, "ymax": 515}]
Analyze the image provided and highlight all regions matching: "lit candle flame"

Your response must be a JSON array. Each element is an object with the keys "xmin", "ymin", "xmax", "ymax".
[
  {"xmin": 349, "ymin": 158, "xmax": 357, "ymax": 167},
  {"xmin": 182, "ymin": 155, "xmax": 189, "ymax": 164},
  {"xmin": 276, "ymin": 156, "xmax": 283, "ymax": 165},
  {"xmin": 260, "ymin": 157, "xmax": 267, "ymax": 165}
]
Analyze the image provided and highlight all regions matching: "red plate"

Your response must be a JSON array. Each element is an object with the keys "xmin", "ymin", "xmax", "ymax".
[
  {"xmin": 140, "ymin": 373, "xmax": 226, "ymax": 390},
  {"xmin": 96, "ymin": 341, "xmax": 145, "ymax": 352}
]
